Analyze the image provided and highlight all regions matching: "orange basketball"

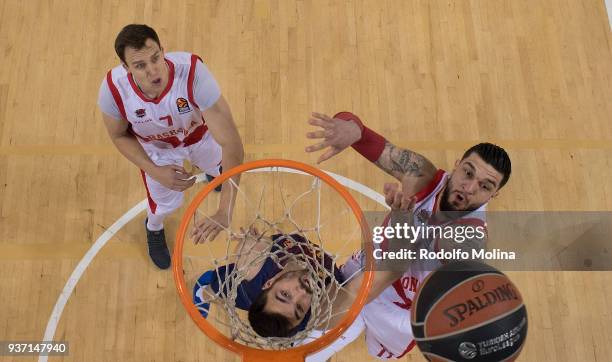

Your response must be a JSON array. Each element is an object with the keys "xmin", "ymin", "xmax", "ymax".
[{"xmin": 411, "ymin": 261, "xmax": 527, "ymax": 361}]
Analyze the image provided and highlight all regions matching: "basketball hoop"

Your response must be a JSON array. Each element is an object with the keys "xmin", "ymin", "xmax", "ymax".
[{"xmin": 173, "ymin": 159, "xmax": 374, "ymax": 362}]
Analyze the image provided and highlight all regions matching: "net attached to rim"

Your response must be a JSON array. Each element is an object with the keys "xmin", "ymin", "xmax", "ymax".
[{"xmin": 174, "ymin": 159, "xmax": 373, "ymax": 359}]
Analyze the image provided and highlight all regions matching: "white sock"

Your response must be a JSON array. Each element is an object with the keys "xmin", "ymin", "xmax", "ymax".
[{"xmin": 147, "ymin": 212, "xmax": 166, "ymax": 231}]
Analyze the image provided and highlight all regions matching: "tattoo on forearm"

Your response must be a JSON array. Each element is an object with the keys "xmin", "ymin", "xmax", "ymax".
[
  {"xmin": 393, "ymin": 149, "xmax": 423, "ymax": 175},
  {"xmin": 376, "ymin": 142, "xmax": 428, "ymax": 178}
]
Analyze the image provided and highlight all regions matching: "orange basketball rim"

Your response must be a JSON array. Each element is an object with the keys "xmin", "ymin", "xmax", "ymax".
[{"xmin": 173, "ymin": 159, "xmax": 374, "ymax": 362}]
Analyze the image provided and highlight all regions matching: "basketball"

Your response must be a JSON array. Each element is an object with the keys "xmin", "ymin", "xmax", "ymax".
[{"xmin": 411, "ymin": 261, "xmax": 527, "ymax": 361}]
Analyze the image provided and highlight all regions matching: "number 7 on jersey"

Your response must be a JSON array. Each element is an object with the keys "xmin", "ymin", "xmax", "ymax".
[{"xmin": 160, "ymin": 115, "xmax": 173, "ymax": 126}]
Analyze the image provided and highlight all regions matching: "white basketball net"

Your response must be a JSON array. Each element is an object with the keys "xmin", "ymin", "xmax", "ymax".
[{"xmin": 187, "ymin": 167, "xmax": 365, "ymax": 350}]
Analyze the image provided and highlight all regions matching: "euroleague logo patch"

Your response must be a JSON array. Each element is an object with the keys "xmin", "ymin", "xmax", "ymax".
[
  {"xmin": 176, "ymin": 97, "xmax": 191, "ymax": 114},
  {"xmin": 135, "ymin": 108, "xmax": 146, "ymax": 118}
]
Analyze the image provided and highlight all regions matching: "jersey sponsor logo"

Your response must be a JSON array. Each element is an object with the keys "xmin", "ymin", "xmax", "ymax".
[
  {"xmin": 176, "ymin": 97, "xmax": 192, "ymax": 114},
  {"xmin": 392, "ymin": 276, "xmax": 418, "ymax": 310},
  {"xmin": 133, "ymin": 118, "xmax": 153, "ymax": 124},
  {"xmin": 135, "ymin": 108, "xmax": 146, "ymax": 118},
  {"xmin": 400, "ymin": 276, "xmax": 419, "ymax": 293},
  {"xmin": 143, "ymin": 128, "xmax": 190, "ymax": 141}
]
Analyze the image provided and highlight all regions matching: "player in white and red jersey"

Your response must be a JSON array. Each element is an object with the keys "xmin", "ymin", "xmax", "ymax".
[
  {"xmin": 304, "ymin": 111, "xmax": 511, "ymax": 360},
  {"xmin": 97, "ymin": 24, "xmax": 244, "ymax": 269}
]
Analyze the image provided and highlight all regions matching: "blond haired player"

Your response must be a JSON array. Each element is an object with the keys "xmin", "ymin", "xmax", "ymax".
[
  {"xmin": 305, "ymin": 112, "xmax": 511, "ymax": 360},
  {"xmin": 98, "ymin": 24, "xmax": 244, "ymax": 269}
]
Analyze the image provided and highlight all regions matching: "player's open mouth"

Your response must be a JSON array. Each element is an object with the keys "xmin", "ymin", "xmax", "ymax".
[
  {"xmin": 152, "ymin": 78, "xmax": 161, "ymax": 85},
  {"xmin": 454, "ymin": 192, "xmax": 468, "ymax": 207}
]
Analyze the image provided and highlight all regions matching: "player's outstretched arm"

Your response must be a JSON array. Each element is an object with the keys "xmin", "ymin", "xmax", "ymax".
[
  {"xmin": 232, "ymin": 226, "xmax": 272, "ymax": 281},
  {"xmin": 305, "ymin": 112, "xmax": 363, "ymax": 163},
  {"xmin": 193, "ymin": 95, "xmax": 245, "ymax": 243},
  {"xmin": 327, "ymin": 184, "xmax": 419, "ymax": 326},
  {"xmin": 375, "ymin": 141, "xmax": 436, "ymax": 182},
  {"xmin": 101, "ymin": 113, "xmax": 195, "ymax": 191},
  {"xmin": 202, "ymin": 95, "xmax": 244, "ymax": 170},
  {"xmin": 306, "ymin": 112, "xmax": 437, "ymax": 186}
]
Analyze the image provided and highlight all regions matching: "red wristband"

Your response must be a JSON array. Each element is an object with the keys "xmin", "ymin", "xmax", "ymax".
[{"xmin": 333, "ymin": 112, "xmax": 386, "ymax": 162}]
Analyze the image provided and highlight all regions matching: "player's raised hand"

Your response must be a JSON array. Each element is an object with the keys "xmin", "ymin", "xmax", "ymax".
[
  {"xmin": 383, "ymin": 182, "xmax": 417, "ymax": 211},
  {"xmin": 191, "ymin": 209, "xmax": 230, "ymax": 244},
  {"xmin": 232, "ymin": 225, "xmax": 264, "ymax": 243},
  {"xmin": 305, "ymin": 112, "xmax": 362, "ymax": 163},
  {"xmin": 150, "ymin": 164, "xmax": 195, "ymax": 191},
  {"xmin": 384, "ymin": 182, "xmax": 418, "ymax": 240}
]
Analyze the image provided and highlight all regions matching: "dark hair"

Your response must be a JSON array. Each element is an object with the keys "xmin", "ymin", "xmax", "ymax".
[
  {"xmin": 114, "ymin": 24, "xmax": 161, "ymax": 63},
  {"xmin": 248, "ymin": 289, "xmax": 298, "ymax": 337},
  {"xmin": 462, "ymin": 143, "xmax": 512, "ymax": 189}
]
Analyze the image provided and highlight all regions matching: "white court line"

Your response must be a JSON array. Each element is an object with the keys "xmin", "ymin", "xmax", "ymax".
[
  {"xmin": 39, "ymin": 169, "xmax": 388, "ymax": 361},
  {"xmin": 607, "ymin": 0, "xmax": 612, "ymax": 30},
  {"xmin": 39, "ymin": 200, "xmax": 148, "ymax": 362}
]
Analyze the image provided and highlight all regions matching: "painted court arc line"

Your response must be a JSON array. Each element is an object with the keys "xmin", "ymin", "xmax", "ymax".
[{"xmin": 39, "ymin": 168, "xmax": 388, "ymax": 362}]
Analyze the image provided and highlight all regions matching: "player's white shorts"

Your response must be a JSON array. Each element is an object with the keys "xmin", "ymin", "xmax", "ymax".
[
  {"xmin": 141, "ymin": 132, "xmax": 222, "ymax": 216},
  {"xmin": 305, "ymin": 312, "xmax": 415, "ymax": 361},
  {"xmin": 305, "ymin": 314, "xmax": 365, "ymax": 362}
]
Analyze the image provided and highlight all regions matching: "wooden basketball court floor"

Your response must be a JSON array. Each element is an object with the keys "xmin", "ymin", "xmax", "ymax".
[{"xmin": 1, "ymin": 0, "xmax": 611, "ymax": 361}]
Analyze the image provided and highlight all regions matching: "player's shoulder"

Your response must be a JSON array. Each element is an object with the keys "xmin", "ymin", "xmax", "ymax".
[
  {"xmin": 98, "ymin": 64, "xmax": 126, "ymax": 99},
  {"xmin": 458, "ymin": 205, "xmax": 487, "ymax": 228},
  {"xmin": 165, "ymin": 51, "xmax": 200, "ymax": 65},
  {"xmin": 414, "ymin": 169, "xmax": 448, "ymax": 203},
  {"xmin": 102, "ymin": 62, "xmax": 129, "ymax": 87}
]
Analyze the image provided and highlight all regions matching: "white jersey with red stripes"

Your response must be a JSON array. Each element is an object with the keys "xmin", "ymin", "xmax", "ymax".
[
  {"xmin": 363, "ymin": 169, "xmax": 487, "ymax": 359},
  {"xmin": 97, "ymin": 52, "xmax": 223, "ymax": 218},
  {"xmin": 99, "ymin": 51, "xmax": 219, "ymax": 152},
  {"xmin": 307, "ymin": 170, "xmax": 488, "ymax": 361}
]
